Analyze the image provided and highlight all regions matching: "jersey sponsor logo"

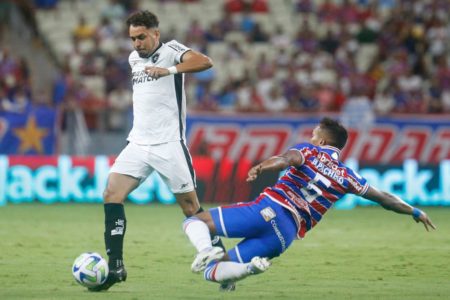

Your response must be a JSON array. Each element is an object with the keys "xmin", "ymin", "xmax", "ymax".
[
  {"xmin": 270, "ymin": 219, "xmax": 286, "ymax": 252},
  {"xmin": 311, "ymin": 155, "xmax": 345, "ymax": 185},
  {"xmin": 260, "ymin": 206, "xmax": 276, "ymax": 221},
  {"xmin": 131, "ymin": 70, "xmax": 157, "ymax": 85},
  {"xmin": 347, "ymin": 175, "xmax": 365, "ymax": 194}
]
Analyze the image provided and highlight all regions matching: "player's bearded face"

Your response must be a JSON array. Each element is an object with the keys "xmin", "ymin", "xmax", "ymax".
[{"xmin": 129, "ymin": 26, "xmax": 160, "ymax": 58}]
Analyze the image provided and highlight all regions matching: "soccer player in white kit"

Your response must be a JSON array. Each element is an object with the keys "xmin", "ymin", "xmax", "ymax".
[{"xmin": 89, "ymin": 10, "xmax": 224, "ymax": 291}]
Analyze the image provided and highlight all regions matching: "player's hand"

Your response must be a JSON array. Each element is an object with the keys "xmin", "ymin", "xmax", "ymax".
[
  {"xmin": 246, "ymin": 164, "xmax": 262, "ymax": 182},
  {"xmin": 145, "ymin": 66, "xmax": 169, "ymax": 79},
  {"xmin": 414, "ymin": 211, "xmax": 436, "ymax": 232}
]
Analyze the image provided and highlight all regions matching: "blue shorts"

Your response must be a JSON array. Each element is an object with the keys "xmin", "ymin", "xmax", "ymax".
[{"xmin": 210, "ymin": 195, "xmax": 298, "ymax": 263}]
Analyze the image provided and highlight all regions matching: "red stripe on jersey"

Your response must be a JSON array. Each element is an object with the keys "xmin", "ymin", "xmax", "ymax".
[
  {"xmin": 310, "ymin": 201, "xmax": 327, "ymax": 215},
  {"xmin": 320, "ymin": 189, "xmax": 340, "ymax": 202},
  {"xmin": 299, "ymin": 220, "xmax": 307, "ymax": 238},
  {"xmin": 276, "ymin": 184, "xmax": 312, "ymax": 215}
]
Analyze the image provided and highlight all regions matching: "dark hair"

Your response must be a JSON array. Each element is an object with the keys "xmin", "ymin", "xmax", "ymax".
[
  {"xmin": 126, "ymin": 10, "xmax": 159, "ymax": 28},
  {"xmin": 319, "ymin": 117, "xmax": 348, "ymax": 149}
]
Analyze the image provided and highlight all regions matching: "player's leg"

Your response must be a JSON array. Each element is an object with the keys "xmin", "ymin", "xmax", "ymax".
[
  {"xmin": 103, "ymin": 172, "xmax": 140, "ymax": 270},
  {"xmin": 183, "ymin": 195, "xmax": 287, "ymax": 271},
  {"xmin": 174, "ymin": 190, "xmax": 200, "ymax": 217},
  {"xmin": 183, "ymin": 211, "xmax": 225, "ymax": 273},
  {"xmin": 175, "ymin": 191, "xmax": 227, "ymax": 251},
  {"xmin": 153, "ymin": 141, "xmax": 226, "ymax": 250},
  {"xmin": 204, "ymin": 256, "xmax": 271, "ymax": 286},
  {"xmin": 89, "ymin": 172, "xmax": 140, "ymax": 292},
  {"xmin": 90, "ymin": 142, "xmax": 152, "ymax": 292},
  {"xmin": 200, "ymin": 196, "xmax": 297, "ymax": 285}
]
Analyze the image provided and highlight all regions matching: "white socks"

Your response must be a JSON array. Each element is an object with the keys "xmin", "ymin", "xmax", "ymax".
[
  {"xmin": 204, "ymin": 261, "xmax": 252, "ymax": 283},
  {"xmin": 183, "ymin": 217, "xmax": 212, "ymax": 252}
]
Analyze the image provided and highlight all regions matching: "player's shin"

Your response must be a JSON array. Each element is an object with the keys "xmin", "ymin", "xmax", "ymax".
[
  {"xmin": 204, "ymin": 258, "xmax": 271, "ymax": 283},
  {"xmin": 183, "ymin": 216, "xmax": 212, "ymax": 252},
  {"xmin": 204, "ymin": 261, "xmax": 253, "ymax": 283},
  {"xmin": 104, "ymin": 203, "xmax": 126, "ymax": 269},
  {"xmin": 196, "ymin": 207, "xmax": 226, "ymax": 252}
]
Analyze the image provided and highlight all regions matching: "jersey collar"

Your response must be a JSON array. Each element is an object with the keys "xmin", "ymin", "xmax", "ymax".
[{"xmin": 142, "ymin": 42, "xmax": 163, "ymax": 59}]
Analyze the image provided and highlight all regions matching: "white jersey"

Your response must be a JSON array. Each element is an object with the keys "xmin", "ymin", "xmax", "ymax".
[{"xmin": 127, "ymin": 40, "xmax": 190, "ymax": 145}]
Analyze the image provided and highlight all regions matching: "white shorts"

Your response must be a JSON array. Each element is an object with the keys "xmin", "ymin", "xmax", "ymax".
[{"xmin": 110, "ymin": 141, "xmax": 197, "ymax": 194}]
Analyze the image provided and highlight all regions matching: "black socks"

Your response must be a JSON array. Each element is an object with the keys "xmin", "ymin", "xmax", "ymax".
[{"xmin": 104, "ymin": 203, "xmax": 126, "ymax": 269}]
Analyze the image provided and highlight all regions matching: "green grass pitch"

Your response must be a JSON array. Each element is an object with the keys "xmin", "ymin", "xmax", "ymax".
[{"xmin": 0, "ymin": 203, "xmax": 449, "ymax": 300}]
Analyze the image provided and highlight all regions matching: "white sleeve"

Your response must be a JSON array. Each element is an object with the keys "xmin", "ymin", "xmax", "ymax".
[
  {"xmin": 166, "ymin": 40, "xmax": 190, "ymax": 64},
  {"xmin": 128, "ymin": 51, "xmax": 140, "ymax": 68}
]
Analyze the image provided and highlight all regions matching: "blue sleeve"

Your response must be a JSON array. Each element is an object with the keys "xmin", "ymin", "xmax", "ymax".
[{"xmin": 290, "ymin": 142, "xmax": 314, "ymax": 151}]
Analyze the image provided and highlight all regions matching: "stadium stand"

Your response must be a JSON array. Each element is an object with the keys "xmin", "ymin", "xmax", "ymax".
[{"xmin": 2, "ymin": 0, "xmax": 450, "ymax": 134}]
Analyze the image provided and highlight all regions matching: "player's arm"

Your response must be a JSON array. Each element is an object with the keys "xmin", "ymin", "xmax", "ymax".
[
  {"xmin": 174, "ymin": 50, "xmax": 213, "ymax": 73},
  {"xmin": 246, "ymin": 149, "xmax": 303, "ymax": 182},
  {"xmin": 145, "ymin": 50, "xmax": 212, "ymax": 78},
  {"xmin": 362, "ymin": 186, "xmax": 436, "ymax": 231}
]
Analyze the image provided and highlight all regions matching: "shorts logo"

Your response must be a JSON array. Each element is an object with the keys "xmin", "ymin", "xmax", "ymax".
[
  {"xmin": 260, "ymin": 207, "xmax": 276, "ymax": 222},
  {"xmin": 180, "ymin": 182, "xmax": 189, "ymax": 189}
]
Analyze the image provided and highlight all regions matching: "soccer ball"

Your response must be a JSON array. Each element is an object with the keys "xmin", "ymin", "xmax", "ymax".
[{"xmin": 72, "ymin": 252, "xmax": 109, "ymax": 288}]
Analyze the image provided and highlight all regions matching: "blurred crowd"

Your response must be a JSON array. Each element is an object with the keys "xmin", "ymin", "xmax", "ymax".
[{"xmin": 2, "ymin": 0, "xmax": 450, "ymax": 132}]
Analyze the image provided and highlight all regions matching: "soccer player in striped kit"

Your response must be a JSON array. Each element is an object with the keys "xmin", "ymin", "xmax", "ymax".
[
  {"xmin": 183, "ymin": 117, "xmax": 435, "ymax": 290},
  {"xmin": 90, "ymin": 10, "xmax": 226, "ymax": 291}
]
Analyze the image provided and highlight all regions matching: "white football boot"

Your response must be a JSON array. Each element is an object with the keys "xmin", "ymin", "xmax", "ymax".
[
  {"xmin": 191, "ymin": 247, "xmax": 224, "ymax": 273},
  {"xmin": 247, "ymin": 257, "xmax": 271, "ymax": 275}
]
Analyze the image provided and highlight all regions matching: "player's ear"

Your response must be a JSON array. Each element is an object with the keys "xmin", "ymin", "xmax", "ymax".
[
  {"xmin": 318, "ymin": 138, "xmax": 326, "ymax": 146},
  {"xmin": 153, "ymin": 29, "xmax": 160, "ymax": 40}
]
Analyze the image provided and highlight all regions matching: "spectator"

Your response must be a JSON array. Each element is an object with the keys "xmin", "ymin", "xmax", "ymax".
[
  {"xmin": 263, "ymin": 85, "xmax": 289, "ymax": 113},
  {"xmin": 320, "ymin": 29, "xmax": 340, "ymax": 55},
  {"xmin": 107, "ymin": 84, "xmax": 132, "ymax": 132},
  {"xmin": 73, "ymin": 16, "xmax": 95, "ymax": 41},
  {"xmin": 218, "ymin": 82, "xmax": 238, "ymax": 111},
  {"xmin": 248, "ymin": 23, "xmax": 269, "ymax": 43},
  {"xmin": 373, "ymin": 87, "xmax": 396, "ymax": 115},
  {"xmin": 341, "ymin": 89, "xmax": 374, "ymax": 129},
  {"xmin": 251, "ymin": 0, "xmax": 269, "ymax": 13},
  {"xmin": 225, "ymin": 0, "xmax": 245, "ymax": 13},
  {"xmin": 3, "ymin": 85, "xmax": 31, "ymax": 113}
]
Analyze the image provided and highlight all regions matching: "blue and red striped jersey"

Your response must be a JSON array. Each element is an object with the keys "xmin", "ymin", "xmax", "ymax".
[{"xmin": 263, "ymin": 142, "xmax": 369, "ymax": 238}]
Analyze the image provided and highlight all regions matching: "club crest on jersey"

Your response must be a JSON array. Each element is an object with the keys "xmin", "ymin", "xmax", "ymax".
[
  {"xmin": 151, "ymin": 53, "xmax": 159, "ymax": 63},
  {"xmin": 260, "ymin": 207, "xmax": 276, "ymax": 222}
]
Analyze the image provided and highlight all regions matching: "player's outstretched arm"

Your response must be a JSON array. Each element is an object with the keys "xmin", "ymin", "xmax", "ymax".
[
  {"xmin": 363, "ymin": 186, "xmax": 436, "ymax": 231},
  {"xmin": 246, "ymin": 150, "xmax": 304, "ymax": 182}
]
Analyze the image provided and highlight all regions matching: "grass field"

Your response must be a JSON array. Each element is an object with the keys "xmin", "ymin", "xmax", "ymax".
[{"xmin": 0, "ymin": 203, "xmax": 449, "ymax": 300}]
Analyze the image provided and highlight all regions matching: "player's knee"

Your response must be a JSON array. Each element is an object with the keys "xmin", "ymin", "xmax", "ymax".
[
  {"xmin": 177, "ymin": 198, "xmax": 199, "ymax": 216},
  {"xmin": 182, "ymin": 206, "xmax": 197, "ymax": 217},
  {"xmin": 103, "ymin": 187, "xmax": 124, "ymax": 204}
]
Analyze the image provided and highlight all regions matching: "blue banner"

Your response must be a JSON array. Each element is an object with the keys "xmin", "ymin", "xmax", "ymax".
[{"xmin": 0, "ymin": 107, "xmax": 58, "ymax": 155}]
